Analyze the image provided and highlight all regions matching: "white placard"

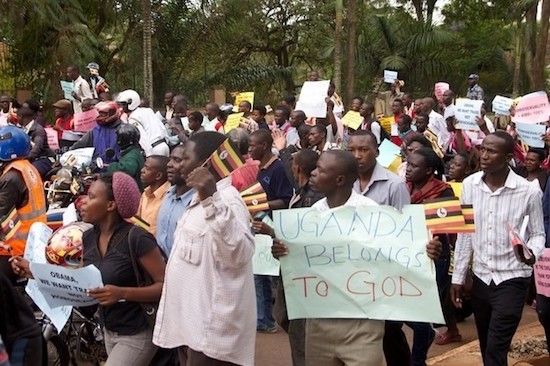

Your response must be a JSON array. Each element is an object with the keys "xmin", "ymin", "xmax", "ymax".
[
  {"xmin": 384, "ymin": 70, "xmax": 398, "ymax": 83},
  {"xmin": 492, "ymin": 95, "xmax": 513, "ymax": 116},
  {"xmin": 253, "ymin": 234, "xmax": 280, "ymax": 276},
  {"xmin": 515, "ymin": 122, "xmax": 546, "ymax": 148},
  {"xmin": 30, "ymin": 263, "xmax": 104, "ymax": 308},
  {"xmin": 455, "ymin": 99, "xmax": 483, "ymax": 131},
  {"xmin": 296, "ymin": 80, "xmax": 331, "ymax": 118}
]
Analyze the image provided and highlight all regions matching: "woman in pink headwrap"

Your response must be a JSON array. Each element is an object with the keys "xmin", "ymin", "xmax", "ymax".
[{"xmin": 81, "ymin": 172, "xmax": 166, "ymax": 366}]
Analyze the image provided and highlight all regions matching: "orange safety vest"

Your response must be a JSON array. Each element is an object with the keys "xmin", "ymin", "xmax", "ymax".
[{"xmin": 0, "ymin": 160, "xmax": 47, "ymax": 256}]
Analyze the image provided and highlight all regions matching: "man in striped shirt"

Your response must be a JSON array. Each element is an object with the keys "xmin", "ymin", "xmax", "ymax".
[{"xmin": 451, "ymin": 131, "xmax": 545, "ymax": 365}]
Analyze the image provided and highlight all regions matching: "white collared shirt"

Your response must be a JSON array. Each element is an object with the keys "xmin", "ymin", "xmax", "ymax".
[
  {"xmin": 72, "ymin": 75, "xmax": 93, "ymax": 114},
  {"xmin": 452, "ymin": 170, "xmax": 545, "ymax": 286},
  {"xmin": 428, "ymin": 110, "xmax": 449, "ymax": 149},
  {"xmin": 313, "ymin": 190, "xmax": 378, "ymax": 212}
]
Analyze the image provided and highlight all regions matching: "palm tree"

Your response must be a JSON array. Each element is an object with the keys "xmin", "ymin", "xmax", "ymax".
[
  {"xmin": 345, "ymin": 0, "xmax": 358, "ymax": 106},
  {"xmin": 143, "ymin": 0, "xmax": 153, "ymax": 105},
  {"xmin": 334, "ymin": 0, "xmax": 343, "ymax": 91}
]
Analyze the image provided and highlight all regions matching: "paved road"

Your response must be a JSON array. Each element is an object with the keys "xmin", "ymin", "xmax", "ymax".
[{"xmin": 254, "ymin": 305, "xmax": 540, "ymax": 365}]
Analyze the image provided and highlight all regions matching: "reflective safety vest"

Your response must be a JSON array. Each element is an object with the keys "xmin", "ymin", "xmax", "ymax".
[{"xmin": 0, "ymin": 160, "xmax": 47, "ymax": 256}]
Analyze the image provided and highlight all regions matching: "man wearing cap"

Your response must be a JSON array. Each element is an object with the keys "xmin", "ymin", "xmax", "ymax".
[
  {"xmin": 466, "ymin": 74, "xmax": 484, "ymax": 101},
  {"xmin": 67, "ymin": 64, "xmax": 93, "ymax": 114},
  {"xmin": 52, "ymin": 99, "xmax": 76, "ymax": 152},
  {"xmin": 86, "ymin": 62, "xmax": 109, "ymax": 99}
]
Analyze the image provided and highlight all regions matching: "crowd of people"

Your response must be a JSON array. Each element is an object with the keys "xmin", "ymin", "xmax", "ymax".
[{"xmin": 0, "ymin": 63, "xmax": 549, "ymax": 366}]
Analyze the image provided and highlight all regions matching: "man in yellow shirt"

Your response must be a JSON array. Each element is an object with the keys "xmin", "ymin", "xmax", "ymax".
[{"xmin": 138, "ymin": 155, "xmax": 170, "ymax": 236}]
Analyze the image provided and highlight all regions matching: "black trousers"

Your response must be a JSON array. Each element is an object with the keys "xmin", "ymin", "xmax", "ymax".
[
  {"xmin": 383, "ymin": 321, "xmax": 411, "ymax": 366},
  {"xmin": 471, "ymin": 275, "xmax": 529, "ymax": 366},
  {"xmin": 536, "ymin": 294, "xmax": 550, "ymax": 354}
]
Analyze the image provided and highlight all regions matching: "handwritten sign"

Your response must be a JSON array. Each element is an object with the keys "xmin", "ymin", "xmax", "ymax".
[
  {"xmin": 233, "ymin": 92, "xmax": 255, "ymax": 112},
  {"xmin": 30, "ymin": 262, "xmax": 104, "ymax": 308},
  {"xmin": 296, "ymin": 80, "xmax": 330, "ymax": 118},
  {"xmin": 492, "ymin": 95, "xmax": 513, "ymax": 116},
  {"xmin": 384, "ymin": 70, "xmax": 398, "ymax": 83},
  {"xmin": 379, "ymin": 116, "xmax": 393, "ymax": 134},
  {"xmin": 24, "ymin": 223, "xmax": 73, "ymax": 331},
  {"xmin": 513, "ymin": 91, "xmax": 550, "ymax": 124},
  {"xmin": 341, "ymin": 111, "xmax": 363, "ymax": 130},
  {"xmin": 455, "ymin": 99, "xmax": 483, "ymax": 130},
  {"xmin": 225, "ymin": 112, "xmax": 244, "ymax": 133},
  {"xmin": 377, "ymin": 139, "xmax": 401, "ymax": 168},
  {"xmin": 253, "ymin": 234, "xmax": 280, "ymax": 276},
  {"xmin": 535, "ymin": 249, "xmax": 550, "ymax": 297},
  {"xmin": 434, "ymin": 82, "xmax": 450, "ymax": 102},
  {"xmin": 45, "ymin": 127, "xmax": 60, "ymax": 150},
  {"xmin": 73, "ymin": 109, "xmax": 99, "ymax": 132},
  {"xmin": 515, "ymin": 122, "xmax": 546, "ymax": 148},
  {"xmin": 60, "ymin": 81, "xmax": 74, "ymax": 101},
  {"xmin": 273, "ymin": 205, "xmax": 444, "ymax": 323}
]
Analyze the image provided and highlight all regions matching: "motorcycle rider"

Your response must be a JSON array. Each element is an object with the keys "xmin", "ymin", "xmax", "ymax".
[
  {"xmin": 115, "ymin": 90, "xmax": 169, "ymax": 157},
  {"xmin": 0, "ymin": 126, "xmax": 46, "ymax": 282},
  {"xmin": 70, "ymin": 101, "xmax": 121, "ymax": 164},
  {"xmin": 108, "ymin": 124, "xmax": 145, "ymax": 190}
]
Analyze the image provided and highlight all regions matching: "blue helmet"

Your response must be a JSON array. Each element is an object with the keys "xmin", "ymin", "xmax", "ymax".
[{"xmin": 0, "ymin": 126, "xmax": 31, "ymax": 161}]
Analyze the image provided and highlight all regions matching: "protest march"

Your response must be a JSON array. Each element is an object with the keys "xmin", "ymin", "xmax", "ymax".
[{"xmin": 1, "ymin": 1, "xmax": 550, "ymax": 365}]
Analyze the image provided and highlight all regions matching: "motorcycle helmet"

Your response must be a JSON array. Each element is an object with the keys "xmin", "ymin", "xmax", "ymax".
[
  {"xmin": 116, "ymin": 124, "xmax": 140, "ymax": 150},
  {"xmin": 115, "ymin": 89, "xmax": 140, "ymax": 112},
  {"xmin": 95, "ymin": 101, "xmax": 120, "ymax": 125},
  {"xmin": 45, "ymin": 222, "xmax": 93, "ymax": 268},
  {"xmin": 86, "ymin": 62, "xmax": 100, "ymax": 75},
  {"xmin": 0, "ymin": 126, "xmax": 31, "ymax": 161}
]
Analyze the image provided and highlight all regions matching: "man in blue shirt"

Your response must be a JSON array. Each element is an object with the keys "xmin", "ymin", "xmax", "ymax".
[{"xmin": 156, "ymin": 144, "xmax": 195, "ymax": 256}]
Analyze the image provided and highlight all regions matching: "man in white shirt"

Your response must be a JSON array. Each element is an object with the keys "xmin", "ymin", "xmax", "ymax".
[
  {"xmin": 154, "ymin": 132, "xmax": 255, "ymax": 366},
  {"xmin": 0, "ymin": 95, "xmax": 12, "ymax": 126},
  {"xmin": 273, "ymin": 150, "xmax": 442, "ymax": 366},
  {"xmin": 67, "ymin": 65, "xmax": 93, "ymax": 114},
  {"xmin": 451, "ymin": 131, "xmax": 545, "ymax": 365},
  {"xmin": 423, "ymin": 97, "xmax": 449, "ymax": 150}
]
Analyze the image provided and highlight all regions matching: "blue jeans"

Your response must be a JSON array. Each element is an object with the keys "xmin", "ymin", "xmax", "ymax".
[{"xmin": 254, "ymin": 275, "xmax": 275, "ymax": 330}]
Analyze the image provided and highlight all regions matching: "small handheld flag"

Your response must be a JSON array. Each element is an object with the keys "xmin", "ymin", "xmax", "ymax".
[
  {"xmin": 431, "ymin": 204, "xmax": 475, "ymax": 234},
  {"xmin": 424, "ymin": 197, "xmax": 465, "ymax": 230},
  {"xmin": 240, "ymin": 182, "xmax": 269, "ymax": 214},
  {"xmin": 207, "ymin": 139, "xmax": 245, "ymax": 180},
  {"xmin": 0, "ymin": 208, "xmax": 21, "ymax": 241}
]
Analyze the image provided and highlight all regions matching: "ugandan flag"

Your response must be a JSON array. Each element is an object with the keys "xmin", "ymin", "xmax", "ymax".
[
  {"xmin": 209, "ymin": 139, "xmax": 245, "ymax": 180},
  {"xmin": 432, "ymin": 204, "xmax": 475, "ymax": 234},
  {"xmin": 424, "ymin": 197, "xmax": 465, "ymax": 229},
  {"xmin": 126, "ymin": 215, "xmax": 150, "ymax": 231},
  {"xmin": 0, "ymin": 208, "xmax": 21, "ymax": 241},
  {"xmin": 240, "ymin": 182, "xmax": 269, "ymax": 213}
]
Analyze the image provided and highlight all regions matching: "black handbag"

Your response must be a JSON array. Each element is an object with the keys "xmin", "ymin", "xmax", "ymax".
[{"xmin": 127, "ymin": 226, "xmax": 159, "ymax": 328}]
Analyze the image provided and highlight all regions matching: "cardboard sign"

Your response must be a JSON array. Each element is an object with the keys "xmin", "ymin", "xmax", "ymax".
[
  {"xmin": 233, "ymin": 92, "xmax": 255, "ymax": 112},
  {"xmin": 296, "ymin": 81, "xmax": 330, "ymax": 118},
  {"xmin": 29, "ymin": 262, "xmax": 104, "ymax": 308},
  {"xmin": 515, "ymin": 122, "xmax": 545, "ymax": 148},
  {"xmin": 273, "ymin": 205, "xmax": 444, "ymax": 323},
  {"xmin": 513, "ymin": 91, "xmax": 550, "ymax": 124},
  {"xmin": 384, "ymin": 70, "xmax": 398, "ymax": 83},
  {"xmin": 341, "ymin": 111, "xmax": 363, "ymax": 130},
  {"xmin": 377, "ymin": 139, "xmax": 401, "ymax": 168},
  {"xmin": 253, "ymin": 234, "xmax": 280, "ymax": 276},
  {"xmin": 434, "ymin": 82, "xmax": 450, "ymax": 102},
  {"xmin": 455, "ymin": 99, "xmax": 483, "ymax": 130},
  {"xmin": 225, "ymin": 112, "xmax": 244, "ymax": 133},
  {"xmin": 60, "ymin": 81, "xmax": 74, "ymax": 101},
  {"xmin": 535, "ymin": 248, "xmax": 550, "ymax": 297},
  {"xmin": 492, "ymin": 95, "xmax": 513, "ymax": 116},
  {"xmin": 45, "ymin": 127, "xmax": 60, "ymax": 150},
  {"xmin": 73, "ymin": 109, "xmax": 99, "ymax": 132}
]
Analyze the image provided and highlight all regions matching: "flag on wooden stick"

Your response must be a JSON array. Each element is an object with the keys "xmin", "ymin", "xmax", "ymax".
[
  {"xmin": 240, "ymin": 182, "xmax": 269, "ymax": 213},
  {"xmin": 424, "ymin": 197, "xmax": 465, "ymax": 229},
  {"xmin": 0, "ymin": 208, "xmax": 21, "ymax": 241}
]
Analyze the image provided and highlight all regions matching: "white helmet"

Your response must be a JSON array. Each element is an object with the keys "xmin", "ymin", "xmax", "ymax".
[{"xmin": 116, "ymin": 89, "xmax": 140, "ymax": 112}]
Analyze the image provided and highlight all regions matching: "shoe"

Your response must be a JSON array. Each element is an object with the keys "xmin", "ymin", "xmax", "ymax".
[
  {"xmin": 434, "ymin": 332, "xmax": 462, "ymax": 345},
  {"xmin": 257, "ymin": 326, "xmax": 277, "ymax": 333}
]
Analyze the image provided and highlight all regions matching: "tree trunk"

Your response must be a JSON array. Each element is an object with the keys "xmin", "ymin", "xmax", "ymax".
[
  {"xmin": 513, "ymin": 21, "xmax": 522, "ymax": 97},
  {"xmin": 533, "ymin": 0, "xmax": 550, "ymax": 90},
  {"xmin": 525, "ymin": 2, "xmax": 538, "ymax": 89},
  {"xmin": 334, "ymin": 0, "xmax": 343, "ymax": 92},
  {"xmin": 345, "ymin": 0, "xmax": 357, "ymax": 107},
  {"xmin": 142, "ymin": 0, "xmax": 153, "ymax": 106}
]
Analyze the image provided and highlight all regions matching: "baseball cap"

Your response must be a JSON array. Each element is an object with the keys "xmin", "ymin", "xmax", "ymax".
[
  {"xmin": 468, "ymin": 74, "xmax": 479, "ymax": 80},
  {"xmin": 53, "ymin": 100, "xmax": 72, "ymax": 109}
]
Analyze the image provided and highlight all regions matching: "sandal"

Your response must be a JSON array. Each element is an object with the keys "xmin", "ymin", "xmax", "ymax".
[{"xmin": 434, "ymin": 333, "xmax": 462, "ymax": 345}]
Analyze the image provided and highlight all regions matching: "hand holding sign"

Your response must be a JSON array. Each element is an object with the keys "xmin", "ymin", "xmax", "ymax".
[
  {"xmin": 455, "ymin": 99, "xmax": 483, "ymax": 130},
  {"xmin": 88, "ymin": 285, "xmax": 125, "ymax": 306}
]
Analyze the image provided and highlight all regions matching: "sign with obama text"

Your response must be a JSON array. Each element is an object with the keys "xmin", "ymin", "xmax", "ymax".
[{"xmin": 273, "ymin": 205, "xmax": 444, "ymax": 324}]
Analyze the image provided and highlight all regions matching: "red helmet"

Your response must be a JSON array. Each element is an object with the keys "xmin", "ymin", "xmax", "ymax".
[
  {"xmin": 95, "ymin": 101, "xmax": 120, "ymax": 125},
  {"xmin": 45, "ymin": 222, "xmax": 93, "ymax": 268}
]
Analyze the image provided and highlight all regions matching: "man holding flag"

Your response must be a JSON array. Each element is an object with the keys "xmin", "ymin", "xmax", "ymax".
[
  {"xmin": 154, "ymin": 132, "xmax": 256, "ymax": 366},
  {"xmin": 0, "ymin": 126, "xmax": 46, "ymax": 283}
]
